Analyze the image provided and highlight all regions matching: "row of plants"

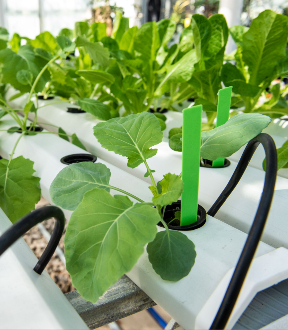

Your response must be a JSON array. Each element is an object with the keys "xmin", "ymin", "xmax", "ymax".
[{"xmin": 0, "ymin": 9, "xmax": 284, "ymax": 306}]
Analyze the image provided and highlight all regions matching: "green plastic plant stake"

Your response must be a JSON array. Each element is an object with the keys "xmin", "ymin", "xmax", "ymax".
[
  {"xmin": 181, "ymin": 105, "xmax": 202, "ymax": 226},
  {"xmin": 212, "ymin": 86, "xmax": 233, "ymax": 167}
]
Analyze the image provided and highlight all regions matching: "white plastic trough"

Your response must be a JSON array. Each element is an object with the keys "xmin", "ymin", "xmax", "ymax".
[
  {"xmin": 0, "ymin": 117, "xmax": 288, "ymax": 329},
  {"xmin": 9, "ymin": 100, "xmax": 288, "ymax": 252},
  {"xmin": 0, "ymin": 208, "xmax": 88, "ymax": 330}
]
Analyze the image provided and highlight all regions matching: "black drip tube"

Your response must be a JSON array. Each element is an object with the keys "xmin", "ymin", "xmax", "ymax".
[
  {"xmin": 0, "ymin": 206, "xmax": 65, "ymax": 275},
  {"xmin": 209, "ymin": 133, "xmax": 277, "ymax": 330}
]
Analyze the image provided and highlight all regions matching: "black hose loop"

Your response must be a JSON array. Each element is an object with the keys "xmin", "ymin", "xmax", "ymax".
[
  {"xmin": 0, "ymin": 206, "xmax": 65, "ymax": 275},
  {"xmin": 209, "ymin": 133, "xmax": 277, "ymax": 330}
]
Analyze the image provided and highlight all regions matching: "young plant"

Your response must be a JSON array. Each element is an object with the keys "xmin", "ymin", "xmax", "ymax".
[
  {"xmin": 0, "ymin": 35, "xmax": 78, "ymax": 223},
  {"xmin": 222, "ymin": 10, "xmax": 288, "ymax": 116},
  {"xmin": 50, "ymin": 111, "xmax": 271, "ymax": 303}
]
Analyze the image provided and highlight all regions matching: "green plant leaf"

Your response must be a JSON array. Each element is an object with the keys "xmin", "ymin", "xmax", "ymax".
[
  {"xmin": 229, "ymin": 25, "xmax": 249, "ymax": 47},
  {"xmin": 50, "ymin": 162, "xmax": 111, "ymax": 210},
  {"xmin": 155, "ymin": 49, "xmax": 197, "ymax": 96},
  {"xmin": 9, "ymin": 33, "xmax": 21, "ymax": 52},
  {"xmin": 243, "ymin": 10, "xmax": 288, "ymax": 86},
  {"xmin": 263, "ymin": 139, "xmax": 288, "ymax": 171},
  {"xmin": 58, "ymin": 28, "xmax": 74, "ymax": 40},
  {"xmin": 0, "ymin": 156, "xmax": 41, "ymax": 223},
  {"xmin": 111, "ymin": 11, "xmax": 129, "ymax": 43},
  {"xmin": 156, "ymin": 19, "xmax": 176, "ymax": 66},
  {"xmin": 169, "ymin": 127, "xmax": 182, "ymax": 139},
  {"xmin": 221, "ymin": 62, "xmax": 260, "ymax": 97},
  {"xmin": 75, "ymin": 36, "xmax": 109, "ymax": 68},
  {"xmin": 201, "ymin": 113, "xmax": 271, "ymax": 160},
  {"xmin": 56, "ymin": 36, "xmax": 75, "ymax": 52},
  {"xmin": 147, "ymin": 230, "xmax": 196, "ymax": 281},
  {"xmin": 74, "ymin": 21, "xmax": 90, "ymax": 38},
  {"xmin": 65, "ymin": 189, "xmax": 160, "ymax": 302},
  {"xmin": 58, "ymin": 127, "xmax": 69, "ymax": 141},
  {"xmin": 78, "ymin": 98, "xmax": 111, "ymax": 120},
  {"xmin": 77, "ymin": 69, "xmax": 115, "ymax": 85},
  {"xmin": 191, "ymin": 64, "xmax": 221, "ymax": 104},
  {"xmin": 72, "ymin": 133, "xmax": 86, "ymax": 150},
  {"xmin": 28, "ymin": 31, "xmax": 59, "ymax": 54},
  {"xmin": 205, "ymin": 14, "xmax": 228, "ymax": 64},
  {"xmin": 91, "ymin": 22, "xmax": 107, "ymax": 42},
  {"xmin": 119, "ymin": 26, "xmax": 138, "ymax": 53},
  {"xmin": 149, "ymin": 173, "xmax": 183, "ymax": 207},
  {"xmin": 194, "ymin": 98, "xmax": 217, "ymax": 112},
  {"xmin": 0, "ymin": 45, "xmax": 50, "ymax": 93},
  {"xmin": 191, "ymin": 14, "xmax": 211, "ymax": 68},
  {"xmin": 94, "ymin": 112, "xmax": 163, "ymax": 168},
  {"xmin": 179, "ymin": 26, "xmax": 193, "ymax": 53},
  {"xmin": 24, "ymin": 101, "xmax": 36, "ymax": 115},
  {"xmin": 16, "ymin": 70, "xmax": 33, "ymax": 86},
  {"xmin": 134, "ymin": 22, "xmax": 160, "ymax": 63},
  {"xmin": 169, "ymin": 133, "xmax": 182, "ymax": 152}
]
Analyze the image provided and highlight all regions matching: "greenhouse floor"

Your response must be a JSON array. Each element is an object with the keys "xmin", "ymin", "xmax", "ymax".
[{"xmin": 24, "ymin": 197, "xmax": 171, "ymax": 330}]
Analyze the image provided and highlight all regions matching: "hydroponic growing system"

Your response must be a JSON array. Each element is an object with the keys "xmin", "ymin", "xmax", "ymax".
[{"xmin": 0, "ymin": 8, "xmax": 288, "ymax": 330}]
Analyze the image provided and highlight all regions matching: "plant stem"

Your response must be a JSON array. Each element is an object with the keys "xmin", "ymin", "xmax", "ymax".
[
  {"xmin": 27, "ymin": 55, "xmax": 60, "ymax": 105},
  {"xmin": 110, "ymin": 185, "xmax": 144, "ymax": 203},
  {"xmin": 8, "ymin": 132, "xmax": 25, "ymax": 164},
  {"xmin": 38, "ymin": 100, "xmax": 69, "ymax": 109},
  {"xmin": 90, "ymin": 84, "xmax": 99, "ymax": 99}
]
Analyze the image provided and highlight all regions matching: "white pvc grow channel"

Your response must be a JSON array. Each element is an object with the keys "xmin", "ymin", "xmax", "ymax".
[
  {"xmin": 10, "ymin": 100, "xmax": 288, "ymax": 251},
  {"xmin": 0, "ymin": 117, "xmax": 288, "ymax": 329},
  {"xmin": 0, "ymin": 208, "xmax": 88, "ymax": 330}
]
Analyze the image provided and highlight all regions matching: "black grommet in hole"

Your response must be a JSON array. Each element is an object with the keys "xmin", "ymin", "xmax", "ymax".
[
  {"xmin": 200, "ymin": 158, "xmax": 231, "ymax": 168},
  {"xmin": 60, "ymin": 153, "xmax": 97, "ymax": 165},
  {"xmin": 149, "ymin": 107, "xmax": 168, "ymax": 114},
  {"xmin": 187, "ymin": 97, "xmax": 195, "ymax": 102},
  {"xmin": 14, "ymin": 126, "xmax": 44, "ymax": 134},
  {"xmin": 38, "ymin": 95, "xmax": 54, "ymax": 100},
  {"xmin": 157, "ymin": 201, "xmax": 206, "ymax": 231},
  {"xmin": 67, "ymin": 107, "xmax": 86, "ymax": 114}
]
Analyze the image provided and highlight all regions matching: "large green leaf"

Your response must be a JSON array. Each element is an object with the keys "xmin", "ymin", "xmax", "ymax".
[
  {"xmin": 56, "ymin": 36, "xmax": 75, "ymax": 53},
  {"xmin": 155, "ymin": 49, "xmax": 197, "ymax": 96},
  {"xmin": 9, "ymin": 33, "xmax": 21, "ymax": 52},
  {"xmin": 111, "ymin": 11, "xmax": 129, "ymax": 43},
  {"xmin": 91, "ymin": 22, "xmax": 107, "ymax": 42},
  {"xmin": 229, "ymin": 25, "xmax": 249, "ymax": 48},
  {"xmin": 179, "ymin": 26, "xmax": 193, "ymax": 53},
  {"xmin": 65, "ymin": 189, "xmax": 160, "ymax": 302},
  {"xmin": 58, "ymin": 28, "xmax": 73, "ymax": 40},
  {"xmin": 0, "ymin": 156, "xmax": 41, "ymax": 223},
  {"xmin": 201, "ymin": 113, "xmax": 271, "ymax": 160},
  {"xmin": 147, "ymin": 230, "xmax": 196, "ymax": 281},
  {"xmin": 204, "ymin": 14, "xmax": 228, "ymax": 66},
  {"xmin": 191, "ymin": 14, "xmax": 211, "ymax": 69},
  {"xmin": 134, "ymin": 22, "xmax": 160, "ymax": 63},
  {"xmin": 191, "ymin": 64, "xmax": 221, "ymax": 104},
  {"xmin": 74, "ymin": 21, "xmax": 90, "ymax": 38},
  {"xmin": 28, "ymin": 31, "xmax": 59, "ymax": 54},
  {"xmin": 78, "ymin": 98, "xmax": 111, "ymax": 120},
  {"xmin": 243, "ymin": 10, "xmax": 288, "ymax": 86},
  {"xmin": 119, "ymin": 26, "xmax": 138, "ymax": 54},
  {"xmin": 50, "ymin": 162, "xmax": 111, "ymax": 210},
  {"xmin": 77, "ymin": 69, "xmax": 115, "ymax": 85},
  {"xmin": 156, "ymin": 19, "xmax": 176, "ymax": 66},
  {"xmin": 75, "ymin": 36, "xmax": 109, "ymax": 68},
  {"xmin": 276, "ymin": 54, "xmax": 288, "ymax": 78},
  {"xmin": 0, "ymin": 45, "xmax": 50, "ymax": 93},
  {"xmin": 94, "ymin": 112, "xmax": 163, "ymax": 168},
  {"xmin": 149, "ymin": 173, "xmax": 183, "ymax": 207},
  {"xmin": 221, "ymin": 62, "xmax": 260, "ymax": 97}
]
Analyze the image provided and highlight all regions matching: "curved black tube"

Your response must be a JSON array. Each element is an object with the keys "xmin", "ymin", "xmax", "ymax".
[
  {"xmin": 209, "ymin": 133, "xmax": 277, "ymax": 330},
  {"xmin": 0, "ymin": 206, "xmax": 65, "ymax": 275}
]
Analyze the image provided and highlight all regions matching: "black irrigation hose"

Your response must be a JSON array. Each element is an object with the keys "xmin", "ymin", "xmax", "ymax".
[
  {"xmin": 209, "ymin": 133, "xmax": 277, "ymax": 330},
  {"xmin": 0, "ymin": 206, "xmax": 65, "ymax": 275}
]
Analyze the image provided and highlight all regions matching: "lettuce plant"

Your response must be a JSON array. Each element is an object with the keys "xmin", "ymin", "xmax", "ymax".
[
  {"xmin": 222, "ymin": 10, "xmax": 288, "ymax": 116},
  {"xmin": 0, "ymin": 35, "xmax": 78, "ymax": 223},
  {"xmin": 50, "ymin": 111, "xmax": 271, "ymax": 303}
]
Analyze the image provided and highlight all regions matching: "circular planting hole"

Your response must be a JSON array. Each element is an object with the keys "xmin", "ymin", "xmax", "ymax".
[
  {"xmin": 200, "ymin": 158, "xmax": 231, "ymax": 168},
  {"xmin": 67, "ymin": 107, "xmax": 86, "ymax": 114},
  {"xmin": 149, "ymin": 107, "xmax": 168, "ymax": 114},
  {"xmin": 158, "ymin": 200, "xmax": 206, "ymax": 231},
  {"xmin": 12, "ymin": 126, "xmax": 44, "ymax": 134},
  {"xmin": 38, "ymin": 95, "xmax": 54, "ymax": 100},
  {"xmin": 60, "ymin": 153, "xmax": 97, "ymax": 165}
]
